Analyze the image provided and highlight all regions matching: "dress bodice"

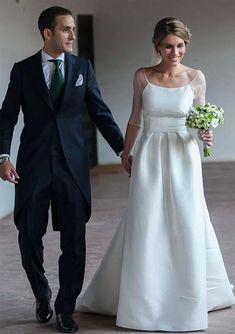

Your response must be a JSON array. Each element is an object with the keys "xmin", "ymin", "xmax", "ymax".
[
  {"xmin": 142, "ymin": 84, "xmax": 194, "ymax": 119},
  {"xmin": 128, "ymin": 68, "xmax": 206, "ymax": 127}
]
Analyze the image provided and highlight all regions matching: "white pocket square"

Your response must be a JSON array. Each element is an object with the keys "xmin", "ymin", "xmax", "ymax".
[{"xmin": 75, "ymin": 74, "xmax": 83, "ymax": 86}]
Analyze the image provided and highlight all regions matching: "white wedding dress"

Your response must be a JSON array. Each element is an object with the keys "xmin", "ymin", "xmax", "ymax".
[{"xmin": 79, "ymin": 68, "xmax": 235, "ymax": 332}]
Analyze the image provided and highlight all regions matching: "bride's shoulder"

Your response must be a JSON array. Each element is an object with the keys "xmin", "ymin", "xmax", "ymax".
[
  {"xmin": 133, "ymin": 67, "xmax": 150, "ymax": 84},
  {"xmin": 134, "ymin": 67, "xmax": 149, "ymax": 77},
  {"xmin": 184, "ymin": 67, "xmax": 206, "ymax": 93},
  {"xmin": 184, "ymin": 66, "xmax": 205, "ymax": 82},
  {"xmin": 132, "ymin": 68, "xmax": 149, "ymax": 91},
  {"xmin": 135, "ymin": 66, "xmax": 160, "ymax": 75},
  {"xmin": 142, "ymin": 65, "xmax": 161, "ymax": 74},
  {"xmin": 134, "ymin": 66, "xmax": 161, "ymax": 83}
]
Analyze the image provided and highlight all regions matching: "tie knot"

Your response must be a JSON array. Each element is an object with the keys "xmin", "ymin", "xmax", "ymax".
[{"xmin": 49, "ymin": 59, "xmax": 63, "ymax": 68}]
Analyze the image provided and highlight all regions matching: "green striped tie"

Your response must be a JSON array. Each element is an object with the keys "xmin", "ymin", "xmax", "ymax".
[{"xmin": 49, "ymin": 59, "xmax": 64, "ymax": 103}]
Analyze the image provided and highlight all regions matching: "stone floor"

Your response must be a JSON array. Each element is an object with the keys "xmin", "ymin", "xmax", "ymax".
[{"xmin": 0, "ymin": 162, "xmax": 234, "ymax": 334}]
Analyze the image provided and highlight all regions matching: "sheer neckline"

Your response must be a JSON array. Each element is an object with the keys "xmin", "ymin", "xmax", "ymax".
[{"xmin": 143, "ymin": 68, "xmax": 199, "ymax": 89}]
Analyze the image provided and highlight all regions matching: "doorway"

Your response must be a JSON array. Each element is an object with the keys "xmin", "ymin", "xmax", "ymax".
[{"xmin": 77, "ymin": 15, "xmax": 98, "ymax": 168}]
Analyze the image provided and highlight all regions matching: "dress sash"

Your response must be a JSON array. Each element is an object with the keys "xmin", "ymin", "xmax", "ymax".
[{"xmin": 144, "ymin": 116, "xmax": 187, "ymax": 133}]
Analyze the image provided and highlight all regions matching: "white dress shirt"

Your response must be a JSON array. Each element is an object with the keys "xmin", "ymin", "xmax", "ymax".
[{"xmin": 41, "ymin": 49, "xmax": 65, "ymax": 88}]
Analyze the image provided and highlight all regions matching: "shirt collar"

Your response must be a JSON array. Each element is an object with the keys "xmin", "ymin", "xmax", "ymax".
[{"xmin": 41, "ymin": 49, "xmax": 65, "ymax": 63}]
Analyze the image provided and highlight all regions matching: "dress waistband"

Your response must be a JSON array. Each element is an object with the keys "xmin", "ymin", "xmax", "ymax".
[{"xmin": 143, "ymin": 116, "xmax": 187, "ymax": 133}]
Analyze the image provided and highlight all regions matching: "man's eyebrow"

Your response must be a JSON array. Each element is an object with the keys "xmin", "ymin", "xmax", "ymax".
[{"xmin": 62, "ymin": 25, "xmax": 75, "ymax": 29}]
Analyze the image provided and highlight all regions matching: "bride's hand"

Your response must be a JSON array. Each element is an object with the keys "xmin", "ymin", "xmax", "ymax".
[
  {"xmin": 198, "ymin": 129, "xmax": 213, "ymax": 146},
  {"xmin": 121, "ymin": 153, "xmax": 133, "ymax": 176}
]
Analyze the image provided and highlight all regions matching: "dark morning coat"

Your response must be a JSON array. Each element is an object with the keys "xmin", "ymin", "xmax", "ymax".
[{"xmin": 0, "ymin": 51, "xmax": 124, "ymax": 228}]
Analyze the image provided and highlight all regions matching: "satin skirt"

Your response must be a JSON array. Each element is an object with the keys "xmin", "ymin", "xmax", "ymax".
[{"xmin": 79, "ymin": 121, "xmax": 235, "ymax": 331}]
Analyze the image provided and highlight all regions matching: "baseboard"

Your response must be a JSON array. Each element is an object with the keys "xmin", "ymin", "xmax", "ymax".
[{"xmin": 90, "ymin": 164, "xmax": 124, "ymax": 174}]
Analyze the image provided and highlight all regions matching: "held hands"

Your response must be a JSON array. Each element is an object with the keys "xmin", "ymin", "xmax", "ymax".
[
  {"xmin": 0, "ymin": 161, "xmax": 20, "ymax": 184},
  {"xmin": 198, "ymin": 129, "xmax": 213, "ymax": 146},
  {"xmin": 121, "ymin": 153, "xmax": 133, "ymax": 176}
]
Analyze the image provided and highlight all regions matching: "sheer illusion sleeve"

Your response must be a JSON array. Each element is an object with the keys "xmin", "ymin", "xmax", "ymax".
[
  {"xmin": 128, "ymin": 68, "xmax": 148, "ymax": 126},
  {"xmin": 190, "ymin": 70, "xmax": 206, "ymax": 106}
]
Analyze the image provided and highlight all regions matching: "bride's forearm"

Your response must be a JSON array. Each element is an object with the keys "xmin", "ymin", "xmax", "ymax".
[{"xmin": 122, "ymin": 122, "xmax": 140, "ymax": 157}]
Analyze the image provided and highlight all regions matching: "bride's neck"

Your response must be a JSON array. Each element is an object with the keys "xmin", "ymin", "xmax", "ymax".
[{"xmin": 157, "ymin": 62, "xmax": 183, "ymax": 76}]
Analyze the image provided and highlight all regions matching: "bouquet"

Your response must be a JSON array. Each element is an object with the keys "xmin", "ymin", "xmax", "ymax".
[{"xmin": 185, "ymin": 103, "xmax": 224, "ymax": 157}]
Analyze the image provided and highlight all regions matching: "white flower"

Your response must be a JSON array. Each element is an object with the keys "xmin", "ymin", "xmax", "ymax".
[
  {"xmin": 189, "ymin": 107, "xmax": 196, "ymax": 113},
  {"xmin": 211, "ymin": 118, "xmax": 219, "ymax": 128}
]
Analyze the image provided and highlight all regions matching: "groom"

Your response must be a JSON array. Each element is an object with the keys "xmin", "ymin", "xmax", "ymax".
[{"xmin": 0, "ymin": 6, "xmax": 123, "ymax": 333}]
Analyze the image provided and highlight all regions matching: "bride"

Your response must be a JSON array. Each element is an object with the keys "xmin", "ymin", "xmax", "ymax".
[{"xmin": 79, "ymin": 17, "xmax": 235, "ymax": 332}]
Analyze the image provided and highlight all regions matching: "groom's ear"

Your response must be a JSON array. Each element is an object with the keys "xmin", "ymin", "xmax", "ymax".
[{"xmin": 43, "ymin": 28, "xmax": 53, "ymax": 41}]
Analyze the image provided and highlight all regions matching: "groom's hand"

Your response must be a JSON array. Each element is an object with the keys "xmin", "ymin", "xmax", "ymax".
[
  {"xmin": 198, "ymin": 129, "xmax": 213, "ymax": 146},
  {"xmin": 0, "ymin": 160, "xmax": 20, "ymax": 184}
]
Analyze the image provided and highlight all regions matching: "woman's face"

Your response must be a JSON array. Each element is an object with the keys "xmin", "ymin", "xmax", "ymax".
[{"xmin": 158, "ymin": 33, "xmax": 186, "ymax": 66}]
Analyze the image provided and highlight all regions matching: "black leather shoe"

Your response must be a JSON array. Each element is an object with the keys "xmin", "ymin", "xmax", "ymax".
[
  {"xmin": 56, "ymin": 313, "xmax": 79, "ymax": 333},
  {"xmin": 35, "ymin": 289, "xmax": 53, "ymax": 323}
]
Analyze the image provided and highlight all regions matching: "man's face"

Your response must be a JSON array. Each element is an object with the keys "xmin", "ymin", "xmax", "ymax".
[{"xmin": 45, "ymin": 15, "xmax": 76, "ymax": 56}]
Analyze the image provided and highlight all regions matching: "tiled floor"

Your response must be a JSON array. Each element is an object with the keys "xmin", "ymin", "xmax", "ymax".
[{"xmin": 0, "ymin": 162, "xmax": 234, "ymax": 333}]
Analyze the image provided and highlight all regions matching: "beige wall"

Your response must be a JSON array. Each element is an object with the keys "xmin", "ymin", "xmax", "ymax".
[{"xmin": 0, "ymin": 0, "xmax": 234, "ymax": 217}]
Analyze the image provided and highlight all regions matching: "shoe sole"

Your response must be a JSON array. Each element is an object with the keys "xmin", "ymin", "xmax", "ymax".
[{"xmin": 56, "ymin": 327, "xmax": 78, "ymax": 333}]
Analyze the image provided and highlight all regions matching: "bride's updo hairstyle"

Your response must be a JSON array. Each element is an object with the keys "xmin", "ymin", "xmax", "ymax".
[{"xmin": 152, "ymin": 17, "xmax": 191, "ymax": 53}]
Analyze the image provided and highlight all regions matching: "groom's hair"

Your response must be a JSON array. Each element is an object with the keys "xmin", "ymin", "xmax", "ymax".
[{"xmin": 38, "ymin": 6, "xmax": 72, "ymax": 40}]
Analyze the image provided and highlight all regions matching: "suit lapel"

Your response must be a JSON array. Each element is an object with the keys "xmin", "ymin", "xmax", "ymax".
[
  {"xmin": 28, "ymin": 51, "xmax": 54, "ymax": 111},
  {"xmin": 59, "ymin": 54, "xmax": 80, "ymax": 110}
]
